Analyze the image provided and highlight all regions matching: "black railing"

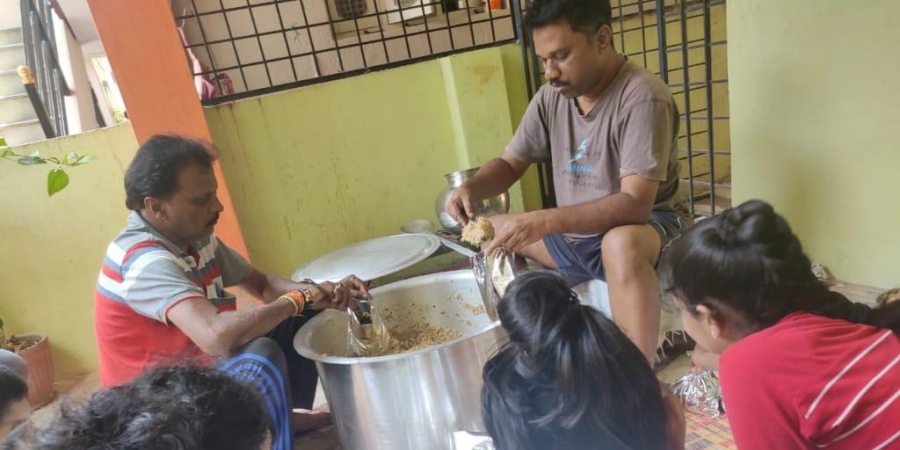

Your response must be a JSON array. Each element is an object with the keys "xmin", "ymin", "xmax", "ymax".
[
  {"xmin": 20, "ymin": 0, "xmax": 69, "ymax": 139},
  {"xmin": 173, "ymin": 0, "xmax": 519, "ymax": 104}
]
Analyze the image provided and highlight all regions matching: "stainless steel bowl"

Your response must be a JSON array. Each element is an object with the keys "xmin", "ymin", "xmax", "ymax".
[
  {"xmin": 294, "ymin": 271, "xmax": 506, "ymax": 450},
  {"xmin": 435, "ymin": 168, "xmax": 510, "ymax": 232}
]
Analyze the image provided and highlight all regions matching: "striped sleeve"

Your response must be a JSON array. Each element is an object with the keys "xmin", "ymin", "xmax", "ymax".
[{"xmin": 120, "ymin": 242, "xmax": 207, "ymax": 324}]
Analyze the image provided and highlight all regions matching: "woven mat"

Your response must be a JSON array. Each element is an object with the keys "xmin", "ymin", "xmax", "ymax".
[{"xmin": 685, "ymin": 411, "xmax": 736, "ymax": 449}]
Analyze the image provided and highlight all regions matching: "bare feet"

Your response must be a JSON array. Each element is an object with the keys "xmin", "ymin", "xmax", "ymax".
[{"xmin": 291, "ymin": 403, "xmax": 333, "ymax": 434}]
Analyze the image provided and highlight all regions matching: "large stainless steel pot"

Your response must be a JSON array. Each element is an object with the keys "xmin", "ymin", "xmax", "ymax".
[{"xmin": 294, "ymin": 271, "xmax": 505, "ymax": 450}]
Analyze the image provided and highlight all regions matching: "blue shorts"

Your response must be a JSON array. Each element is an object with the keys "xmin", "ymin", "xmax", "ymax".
[
  {"xmin": 543, "ymin": 211, "xmax": 690, "ymax": 286},
  {"xmin": 221, "ymin": 338, "xmax": 294, "ymax": 450}
]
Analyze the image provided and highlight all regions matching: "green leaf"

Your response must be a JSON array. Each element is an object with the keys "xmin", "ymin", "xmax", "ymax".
[
  {"xmin": 63, "ymin": 152, "xmax": 79, "ymax": 165},
  {"xmin": 17, "ymin": 156, "xmax": 45, "ymax": 165},
  {"xmin": 0, "ymin": 137, "xmax": 7, "ymax": 147},
  {"xmin": 73, "ymin": 154, "xmax": 96, "ymax": 166},
  {"xmin": 47, "ymin": 167, "xmax": 69, "ymax": 196},
  {"xmin": 0, "ymin": 149, "xmax": 12, "ymax": 158}
]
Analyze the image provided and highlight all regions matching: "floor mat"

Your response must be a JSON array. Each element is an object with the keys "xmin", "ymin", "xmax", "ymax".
[{"xmin": 685, "ymin": 411, "xmax": 736, "ymax": 449}]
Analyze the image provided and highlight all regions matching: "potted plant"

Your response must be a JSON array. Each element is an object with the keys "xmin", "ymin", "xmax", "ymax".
[
  {"xmin": 0, "ymin": 318, "xmax": 54, "ymax": 407},
  {"xmin": 0, "ymin": 136, "xmax": 95, "ymax": 407}
]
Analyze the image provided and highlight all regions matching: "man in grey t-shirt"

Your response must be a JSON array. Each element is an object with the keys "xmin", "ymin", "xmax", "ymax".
[{"xmin": 446, "ymin": 0, "xmax": 691, "ymax": 364}]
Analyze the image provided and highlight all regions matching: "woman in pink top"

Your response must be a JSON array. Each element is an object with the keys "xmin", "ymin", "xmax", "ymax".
[{"xmin": 661, "ymin": 200, "xmax": 900, "ymax": 449}]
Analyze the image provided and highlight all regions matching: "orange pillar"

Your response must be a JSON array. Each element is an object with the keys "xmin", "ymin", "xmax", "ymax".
[{"xmin": 87, "ymin": 0, "xmax": 248, "ymax": 258}]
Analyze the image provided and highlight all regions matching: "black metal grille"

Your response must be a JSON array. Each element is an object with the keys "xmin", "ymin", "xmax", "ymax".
[
  {"xmin": 518, "ymin": 0, "xmax": 731, "ymax": 217},
  {"xmin": 173, "ymin": 0, "xmax": 518, "ymax": 105}
]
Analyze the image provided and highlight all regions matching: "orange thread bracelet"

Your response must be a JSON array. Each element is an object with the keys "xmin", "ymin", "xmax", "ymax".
[{"xmin": 278, "ymin": 291, "xmax": 308, "ymax": 315}]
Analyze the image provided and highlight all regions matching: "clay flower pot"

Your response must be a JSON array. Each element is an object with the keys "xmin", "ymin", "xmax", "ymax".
[{"xmin": 12, "ymin": 333, "xmax": 55, "ymax": 407}]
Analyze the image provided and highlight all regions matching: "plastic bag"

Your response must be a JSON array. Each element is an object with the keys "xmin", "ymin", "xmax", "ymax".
[
  {"xmin": 672, "ymin": 366, "xmax": 724, "ymax": 418},
  {"xmin": 472, "ymin": 248, "xmax": 516, "ymax": 321}
]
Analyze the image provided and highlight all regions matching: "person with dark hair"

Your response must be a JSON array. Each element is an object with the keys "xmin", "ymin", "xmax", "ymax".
[
  {"xmin": 662, "ymin": 199, "xmax": 900, "ymax": 449},
  {"xmin": 0, "ymin": 366, "xmax": 29, "ymax": 444},
  {"xmin": 26, "ymin": 365, "xmax": 274, "ymax": 450},
  {"xmin": 0, "ymin": 351, "xmax": 27, "ymax": 383},
  {"xmin": 482, "ymin": 271, "xmax": 685, "ymax": 450},
  {"xmin": 95, "ymin": 134, "xmax": 369, "ymax": 439},
  {"xmin": 446, "ymin": 0, "xmax": 689, "ymax": 364}
]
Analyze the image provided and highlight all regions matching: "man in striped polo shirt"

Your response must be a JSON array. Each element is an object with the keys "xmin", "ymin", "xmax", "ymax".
[{"xmin": 95, "ymin": 135, "xmax": 367, "ymax": 441}]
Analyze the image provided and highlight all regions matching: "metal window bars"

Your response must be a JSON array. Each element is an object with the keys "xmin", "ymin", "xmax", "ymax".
[
  {"xmin": 173, "ymin": 0, "xmax": 518, "ymax": 105},
  {"xmin": 517, "ymin": 0, "xmax": 730, "ymax": 217}
]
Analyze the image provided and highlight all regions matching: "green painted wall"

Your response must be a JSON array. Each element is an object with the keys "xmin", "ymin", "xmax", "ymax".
[
  {"xmin": 729, "ymin": 0, "xmax": 900, "ymax": 288},
  {"xmin": 0, "ymin": 124, "xmax": 137, "ymax": 380},
  {"xmin": 206, "ymin": 44, "xmax": 535, "ymax": 278}
]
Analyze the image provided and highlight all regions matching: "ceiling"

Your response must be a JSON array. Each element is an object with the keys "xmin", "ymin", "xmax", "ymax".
[{"xmin": 55, "ymin": 0, "xmax": 100, "ymax": 46}]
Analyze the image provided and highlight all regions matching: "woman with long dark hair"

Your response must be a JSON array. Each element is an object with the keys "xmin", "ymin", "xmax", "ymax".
[
  {"xmin": 481, "ymin": 271, "xmax": 684, "ymax": 450},
  {"xmin": 662, "ymin": 200, "xmax": 900, "ymax": 449}
]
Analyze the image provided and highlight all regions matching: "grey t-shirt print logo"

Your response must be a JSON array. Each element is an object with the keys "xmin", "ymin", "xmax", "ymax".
[
  {"xmin": 567, "ymin": 136, "xmax": 594, "ymax": 174},
  {"xmin": 569, "ymin": 136, "xmax": 591, "ymax": 162}
]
